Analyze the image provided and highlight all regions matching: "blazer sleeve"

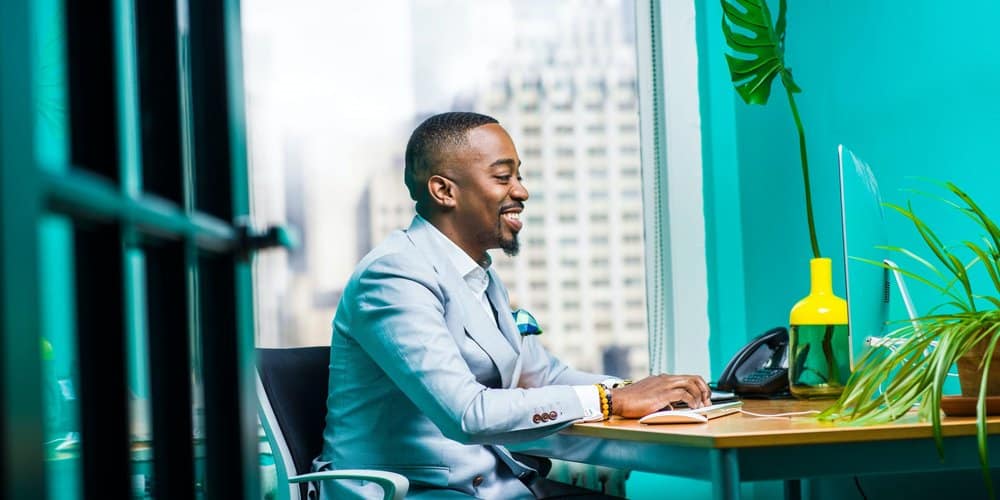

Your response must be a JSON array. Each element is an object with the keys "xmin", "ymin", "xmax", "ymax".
[
  {"xmin": 516, "ymin": 336, "xmax": 610, "ymax": 388},
  {"xmin": 345, "ymin": 252, "xmax": 588, "ymax": 445}
]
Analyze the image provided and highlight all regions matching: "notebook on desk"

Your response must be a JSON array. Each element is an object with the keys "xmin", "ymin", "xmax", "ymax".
[{"xmin": 638, "ymin": 401, "xmax": 743, "ymax": 425}]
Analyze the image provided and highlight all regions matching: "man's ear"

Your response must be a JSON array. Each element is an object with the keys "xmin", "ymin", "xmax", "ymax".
[{"xmin": 427, "ymin": 175, "xmax": 457, "ymax": 210}]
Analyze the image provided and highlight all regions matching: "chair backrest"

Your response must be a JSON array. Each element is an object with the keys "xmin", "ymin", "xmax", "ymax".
[{"xmin": 257, "ymin": 346, "xmax": 331, "ymax": 500}]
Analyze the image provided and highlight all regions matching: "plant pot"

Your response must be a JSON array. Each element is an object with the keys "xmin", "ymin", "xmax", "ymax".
[{"xmin": 956, "ymin": 340, "xmax": 1000, "ymax": 397}]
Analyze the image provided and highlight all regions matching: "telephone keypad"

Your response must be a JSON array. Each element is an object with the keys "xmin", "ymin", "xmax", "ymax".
[{"xmin": 740, "ymin": 368, "xmax": 785, "ymax": 385}]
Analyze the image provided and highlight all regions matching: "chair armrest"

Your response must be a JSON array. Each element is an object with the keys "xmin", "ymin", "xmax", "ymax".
[{"xmin": 289, "ymin": 470, "xmax": 409, "ymax": 500}]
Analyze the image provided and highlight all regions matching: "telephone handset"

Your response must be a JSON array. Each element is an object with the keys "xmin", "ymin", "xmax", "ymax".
[{"xmin": 714, "ymin": 326, "xmax": 790, "ymax": 397}]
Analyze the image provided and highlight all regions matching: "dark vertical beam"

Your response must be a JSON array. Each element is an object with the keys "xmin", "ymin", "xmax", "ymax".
[
  {"xmin": 74, "ymin": 223, "xmax": 130, "ymax": 499},
  {"xmin": 134, "ymin": 0, "xmax": 183, "ymax": 203},
  {"xmin": 0, "ymin": 0, "xmax": 47, "ymax": 497},
  {"xmin": 145, "ymin": 240, "xmax": 195, "ymax": 500},
  {"xmin": 196, "ymin": 252, "xmax": 245, "ymax": 499},
  {"xmin": 65, "ymin": 0, "xmax": 120, "ymax": 182},
  {"xmin": 187, "ymin": 0, "xmax": 260, "ymax": 496},
  {"xmin": 188, "ymin": 0, "xmax": 233, "ymax": 220}
]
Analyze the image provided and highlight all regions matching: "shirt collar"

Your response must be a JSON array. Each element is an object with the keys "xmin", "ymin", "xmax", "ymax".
[{"xmin": 414, "ymin": 215, "xmax": 492, "ymax": 292}]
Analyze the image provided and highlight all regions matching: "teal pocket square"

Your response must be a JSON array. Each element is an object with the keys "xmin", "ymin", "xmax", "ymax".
[{"xmin": 512, "ymin": 308, "xmax": 543, "ymax": 335}]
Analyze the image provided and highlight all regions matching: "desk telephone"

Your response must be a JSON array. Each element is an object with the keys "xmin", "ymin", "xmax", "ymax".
[{"xmin": 713, "ymin": 326, "xmax": 790, "ymax": 397}]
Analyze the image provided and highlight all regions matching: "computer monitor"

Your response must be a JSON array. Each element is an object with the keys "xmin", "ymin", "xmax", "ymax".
[{"xmin": 837, "ymin": 145, "xmax": 890, "ymax": 364}]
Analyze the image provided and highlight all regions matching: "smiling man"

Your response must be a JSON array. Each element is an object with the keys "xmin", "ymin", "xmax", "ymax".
[{"xmin": 313, "ymin": 112, "xmax": 711, "ymax": 499}]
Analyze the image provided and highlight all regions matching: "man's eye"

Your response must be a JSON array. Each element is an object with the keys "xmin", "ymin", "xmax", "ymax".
[{"xmin": 497, "ymin": 175, "xmax": 511, "ymax": 182}]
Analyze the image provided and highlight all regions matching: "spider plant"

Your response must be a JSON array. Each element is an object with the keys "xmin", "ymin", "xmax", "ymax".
[{"xmin": 819, "ymin": 182, "xmax": 1000, "ymax": 497}]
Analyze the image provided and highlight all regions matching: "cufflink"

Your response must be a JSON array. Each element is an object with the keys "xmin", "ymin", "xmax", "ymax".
[{"xmin": 512, "ymin": 308, "xmax": 543, "ymax": 335}]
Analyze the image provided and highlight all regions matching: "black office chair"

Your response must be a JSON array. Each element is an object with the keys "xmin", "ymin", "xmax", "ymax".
[{"xmin": 256, "ymin": 346, "xmax": 408, "ymax": 500}]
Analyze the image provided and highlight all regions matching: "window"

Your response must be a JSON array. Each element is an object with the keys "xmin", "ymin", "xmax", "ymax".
[
  {"xmin": 244, "ymin": 0, "xmax": 649, "ymax": 380},
  {"xmin": 590, "ymin": 168, "xmax": 609, "ymax": 179},
  {"xmin": 14, "ymin": 0, "xmax": 260, "ymax": 496},
  {"xmin": 556, "ymin": 146, "xmax": 575, "ymax": 157}
]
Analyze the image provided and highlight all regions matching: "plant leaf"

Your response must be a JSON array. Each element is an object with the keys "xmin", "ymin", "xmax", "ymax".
[
  {"xmin": 871, "ymin": 245, "xmax": 942, "ymax": 280},
  {"xmin": 964, "ymin": 241, "xmax": 1000, "ymax": 297},
  {"xmin": 721, "ymin": 0, "xmax": 795, "ymax": 105},
  {"xmin": 946, "ymin": 182, "xmax": 1000, "ymax": 256}
]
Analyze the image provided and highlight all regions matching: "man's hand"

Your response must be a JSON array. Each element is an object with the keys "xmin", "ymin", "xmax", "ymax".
[{"xmin": 610, "ymin": 375, "xmax": 711, "ymax": 418}]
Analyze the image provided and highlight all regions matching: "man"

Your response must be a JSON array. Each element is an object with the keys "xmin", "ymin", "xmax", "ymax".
[{"xmin": 313, "ymin": 112, "xmax": 711, "ymax": 499}]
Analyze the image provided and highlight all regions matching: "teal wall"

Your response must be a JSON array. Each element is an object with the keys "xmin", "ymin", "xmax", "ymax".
[
  {"xmin": 701, "ymin": 0, "xmax": 1000, "ymax": 369},
  {"xmin": 687, "ymin": 0, "xmax": 1000, "ymax": 498}
]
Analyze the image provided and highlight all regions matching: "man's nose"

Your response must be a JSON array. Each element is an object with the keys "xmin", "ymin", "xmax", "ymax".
[{"xmin": 511, "ymin": 178, "xmax": 529, "ymax": 201}]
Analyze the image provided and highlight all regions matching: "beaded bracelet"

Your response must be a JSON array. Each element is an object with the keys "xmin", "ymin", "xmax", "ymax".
[
  {"xmin": 604, "ymin": 389, "xmax": 615, "ymax": 419},
  {"xmin": 594, "ymin": 383, "xmax": 611, "ymax": 420}
]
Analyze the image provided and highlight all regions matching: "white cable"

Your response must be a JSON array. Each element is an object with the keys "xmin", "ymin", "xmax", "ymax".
[{"xmin": 738, "ymin": 409, "xmax": 821, "ymax": 419}]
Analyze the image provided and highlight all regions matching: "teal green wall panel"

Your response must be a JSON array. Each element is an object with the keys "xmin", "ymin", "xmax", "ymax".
[
  {"xmin": 727, "ymin": 0, "xmax": 1000, "ymax": 340},
  {"xmin": 627, "ymin": 471, "xmax": 783, "ymax": 500},
  {"xmin": 695, "ymin": 0, "xmax": 752, "ymax": 377},
  {"xmin": 696, "ymin": 0, "xmax": 1000, "ymax": 497}
]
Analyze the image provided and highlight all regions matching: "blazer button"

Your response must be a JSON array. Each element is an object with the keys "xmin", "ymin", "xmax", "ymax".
[
  {"xmin": 548, "ymin": 411, "xmax": 558, "ymax": 420},
  {"xmin": 540, "ymin": 413, "xmax": 550, "ymax": 422},
  {"xmin": 473, "ymin": 475, "xmax": 484, "ymax": 487},
  {"xmin": 532, "ymin": 414, "xmax": 541, "ymax": 424}
]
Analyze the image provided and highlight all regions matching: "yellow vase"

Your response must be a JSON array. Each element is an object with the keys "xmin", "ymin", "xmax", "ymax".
[{"xmin": 788, "ymin": 258, "xmax": 850, "ymax": 399}]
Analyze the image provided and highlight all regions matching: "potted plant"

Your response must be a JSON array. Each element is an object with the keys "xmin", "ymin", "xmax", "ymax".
[
  {"xmin": 721, "ymin": 0, "xmax": 850, "ymax": 397},
  {"xmin": 820, "ymin": 181, "xmax": 1000, "ymax": 496}
]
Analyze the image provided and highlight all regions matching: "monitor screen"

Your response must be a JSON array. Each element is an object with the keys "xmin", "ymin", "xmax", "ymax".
[{"xmin": 838, "ymin": 145, "xmax": 890, "ymax": 364}]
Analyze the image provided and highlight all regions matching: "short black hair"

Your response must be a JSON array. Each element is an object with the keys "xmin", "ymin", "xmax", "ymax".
[{"xmin": 404, "ymin": 112, "xmax": 499, "ymax": 211}]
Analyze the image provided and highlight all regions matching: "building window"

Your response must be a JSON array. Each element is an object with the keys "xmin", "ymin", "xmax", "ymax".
[{"xmin": 561, "ymin": 279, "xmax": 580, "ymax": 289}]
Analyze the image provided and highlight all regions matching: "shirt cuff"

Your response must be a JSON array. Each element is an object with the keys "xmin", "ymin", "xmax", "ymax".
[{"xmin": 572, "ymin": 385, "xmax": 604, "ymax": 422}]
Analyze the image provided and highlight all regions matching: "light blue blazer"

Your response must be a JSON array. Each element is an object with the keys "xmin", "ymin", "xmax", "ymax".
[{"xmin": 314, "ymin": 217, "xmax": 607, "ymax": 499}]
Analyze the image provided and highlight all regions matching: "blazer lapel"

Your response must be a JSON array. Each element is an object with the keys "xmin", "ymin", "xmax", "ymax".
[
  {"xmin": 405, "ymin": 219, "xmax": 518, "ymax": 388},
  {"xmin": 486, "ymin": 270, "xmax": 522, "ymax": 354}
]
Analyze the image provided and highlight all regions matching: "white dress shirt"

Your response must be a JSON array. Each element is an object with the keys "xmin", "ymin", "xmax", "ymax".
[{"xmin": 416, "ymin": 215, "xmax": 606, "ymax": 422}]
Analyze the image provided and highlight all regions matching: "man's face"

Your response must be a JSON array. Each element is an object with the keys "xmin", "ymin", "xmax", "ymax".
[{"xmin": 444, "ymin": 123, "xmax": 529, "ymax": 260}]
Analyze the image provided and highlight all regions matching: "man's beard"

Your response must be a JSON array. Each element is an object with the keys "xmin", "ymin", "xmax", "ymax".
[{"xmin": 476, "ymin": 218, "xmax": 520, "ymax": 257}]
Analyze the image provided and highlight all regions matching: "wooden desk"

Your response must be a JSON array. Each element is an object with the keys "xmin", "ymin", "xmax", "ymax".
[{"xmin": 511, "ymin": 399, "xmax": 1000, "ymax": 500}]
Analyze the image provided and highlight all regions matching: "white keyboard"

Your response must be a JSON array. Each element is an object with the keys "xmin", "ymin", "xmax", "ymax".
[{"xmin": 638, "ymin": 401, "xmax": 743, "ymax": 424}]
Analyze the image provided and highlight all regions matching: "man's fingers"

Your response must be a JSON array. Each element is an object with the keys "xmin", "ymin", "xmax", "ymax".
[
  {"xmin": 670, "ymin": 388, "xmax": 701, "ymax": 408},
  {"xmin": 666, "ymin": 376, "xmax": 710, "ymax": 408}
]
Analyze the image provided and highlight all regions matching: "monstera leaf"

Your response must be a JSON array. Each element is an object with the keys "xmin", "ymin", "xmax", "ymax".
[
  {"xmin": 721, "ymin": 0, "xmax": 820, "ymax": 259},
  {"xmin": 721, "ymin": 0, "xmax": 800, "ymax": 105}
]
